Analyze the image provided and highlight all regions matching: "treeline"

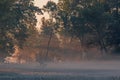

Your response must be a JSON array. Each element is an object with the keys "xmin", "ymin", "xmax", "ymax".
[
  {"xmin": 0, "ymin": 0, "xmax": 41, "ymax": 57},
  {"xmin": 0, "ymin": 0, "xmax": 120, "ymax": 62},
  {"xmin": 41, "ymin": 0, "xmax": 120, "ymax": 55}
]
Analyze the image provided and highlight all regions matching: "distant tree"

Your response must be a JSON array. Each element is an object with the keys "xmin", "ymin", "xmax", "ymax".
[
  {"xmin": 41, "ymin": 17, "xmax": 56, "ymax": 60},
  {"xmin": 42, "ymin": 1, "xmax": 58, "ymax": 58}
]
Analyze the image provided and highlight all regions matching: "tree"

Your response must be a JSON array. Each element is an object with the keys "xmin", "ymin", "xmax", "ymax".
[
  {"xmin": 0, "ymin": 0, "xmax": 17, "ymax": 52},
  {"xmin": 60, "ymin": 1, "xmax": 111, "ymax": 49},
  {"xmin": 0, "ymin": 0, "xmax": 42, "ymax": 58},
  {"xmin": 105, "ymin": 0, "xmax": 120, "ymax": 53},
  {"xmin": 40, "ymin": 0, "xmax": 120, "ymax": 60},
  {"xmin": 82, "ymin": 2, "xmax": 112, "ymax": 54},
  {"xmin": 42, "ymin": 1, "xmax": 58, "ymax": 58}
]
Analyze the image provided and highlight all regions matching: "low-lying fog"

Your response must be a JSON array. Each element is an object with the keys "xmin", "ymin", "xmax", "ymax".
[{"xmin": 0, "ymin": 61, "xmax": 120, "ymax": 77}]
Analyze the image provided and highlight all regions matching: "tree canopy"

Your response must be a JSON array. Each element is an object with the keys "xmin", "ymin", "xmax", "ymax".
[
  {"xmin": 42, "ymin": 0, "xmax": 120, "ymax": 54},
  {"xmin": 0, "ymin": 0, "xmax": 42, "ymax": 54}
]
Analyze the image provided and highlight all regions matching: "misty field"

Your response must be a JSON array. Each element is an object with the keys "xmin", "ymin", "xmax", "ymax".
[
  {"xmin": 0, "ymin": 73, "xmax": 120, "ymax": 80},
  {"xmin": 0, "ymin": 61, "xmax": 120, "ymax": 80}
]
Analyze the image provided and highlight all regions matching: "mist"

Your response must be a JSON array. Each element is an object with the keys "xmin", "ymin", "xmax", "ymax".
[
  {"xmin": 1, "ymin": 61, "xmax": 120, "ymax": 80},
  {"xmin": 0, "ymin": 0, "xmax": 120, "ymax": 80}
]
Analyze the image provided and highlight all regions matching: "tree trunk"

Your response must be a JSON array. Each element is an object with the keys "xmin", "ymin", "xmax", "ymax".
[
  {"xmin": 97, "ymin": 29, "xmax": 107, "ymax": 56},
  {"xmin": 79, "ymin": 36, "xmax": 87, "ymax": 60},
  {"xmin": 45, "ymin": 32, "xmax": 53, "ymax": 58}
]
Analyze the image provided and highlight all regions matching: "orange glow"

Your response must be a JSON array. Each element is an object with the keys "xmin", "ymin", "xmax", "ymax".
[{"xmin": 34, "ymin": 0, "xmax": 58, "ymax": 31}]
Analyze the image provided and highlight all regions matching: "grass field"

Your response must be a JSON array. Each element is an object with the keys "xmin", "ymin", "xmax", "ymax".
[
  {"xmin": 0, "ymin": 61, "xmax": 120, "ymax": 80},
  {"xmin": 0, "ymin": 72, "xmax": 120, "ymax": 80}
]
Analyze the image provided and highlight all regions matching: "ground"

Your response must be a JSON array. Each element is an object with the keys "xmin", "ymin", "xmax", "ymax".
[{"xmin": 0, "ymin": 61, "xmax": 120, "ymax": 80}]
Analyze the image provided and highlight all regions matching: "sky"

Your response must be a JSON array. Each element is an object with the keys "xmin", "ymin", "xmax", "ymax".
[
  {"xmin": 34, "ymin": 0, "xmax": 58, "ymax": 31},
  {"xmin": 34, "ymin": 0, "xmax": 58, "ymax": 8}
]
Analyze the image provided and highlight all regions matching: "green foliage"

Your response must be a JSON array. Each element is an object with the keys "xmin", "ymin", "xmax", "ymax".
[
  {"xmin": 41, "ymin": 18, "xmax": 54, "ymax": 35},
  {"xmin": 40, "ymin": 0, "xmax": 120, "ymax": 54},
  {"xmin": 43, "ymin": 1, "xmax": 57, "ymax": 12},
  {"xmin": 42, "ymin": 1, "xmax": 57, "ymax": 35},
  {"xmin": 56, "ymin": 0, "xmax": 120, "ymax": 53},
  {"xmin": 0, "ymin": 0, "xmax": 42, "ymax": 54}
]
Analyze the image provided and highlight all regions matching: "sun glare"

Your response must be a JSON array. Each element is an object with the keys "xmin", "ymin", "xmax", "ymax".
[
  {"xmin": 34, "ymin": 0, "xmax": 58, "ymax": 31},
  {"xmin": 34, "ymin": 0, "xmax": 58, "ymax": 8}
]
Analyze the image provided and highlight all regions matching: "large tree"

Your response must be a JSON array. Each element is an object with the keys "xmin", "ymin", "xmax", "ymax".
[
  {"xmin": 0, "ymin": 0, "xmax": 42, "ymax": 57},
  {"xmin": 105, "ymin": 0, "xmax": 120, "ymax": 53},
  {"xmin": 40, "ymin": 0, "xmax": 120, "ymax": 60},
  {"xmin": 57, "ymin": 0, "xmax": 113, "ymax": 55},
  {"xmin": 41, "ymin": 1, "xmax": 57, "ymax": 58}
]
